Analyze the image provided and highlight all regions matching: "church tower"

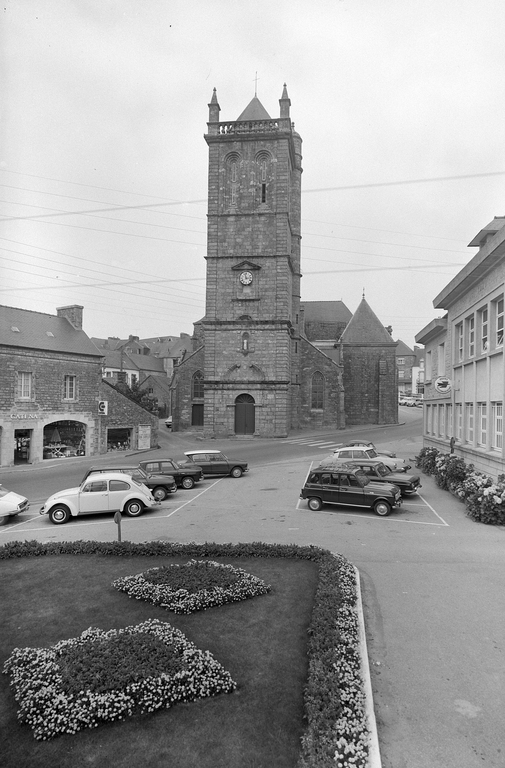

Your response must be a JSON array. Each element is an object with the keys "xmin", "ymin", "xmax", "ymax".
[{"xmin": 199, "ymin": 85, "xmax": 303, "ymax": 437}]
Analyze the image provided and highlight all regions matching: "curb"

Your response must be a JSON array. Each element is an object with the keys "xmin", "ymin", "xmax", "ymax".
[{"xmin": 355, "ymin": 566, "xmax": 382, "ymax": 768}]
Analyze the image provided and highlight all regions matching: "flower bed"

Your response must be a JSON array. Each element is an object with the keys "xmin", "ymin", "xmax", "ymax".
[
  {"xmin": 1, "ymin": 540, "xmax": 372, "ymax": 766},
  {"xmin": 416, "ymin": 447, "xmax": 505, "ymax": 524},
  {"xmin": 112, "ymin": 559, "xmax": 271, "ymax": 613},
  {"xmin": 3, "ymin": 619, "xmax": 236, "ymax": 741}
]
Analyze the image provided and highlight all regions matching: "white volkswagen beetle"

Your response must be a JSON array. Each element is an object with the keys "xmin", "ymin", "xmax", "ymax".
[
  {"xmin": 0, "ymin": 484, "xmax": 29, "ymax": 524},
  {"xmin": 40, "ymin": 472, "xmax": 156, "ymax": 525}
]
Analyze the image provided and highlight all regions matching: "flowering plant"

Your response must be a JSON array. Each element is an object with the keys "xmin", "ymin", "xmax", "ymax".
[
  {"xmin": 112, "ymin": 559, "xmax": 271, "ymax": 613},
  {"xmin": 3, "ymin": 619, "xmax": 236, "ymax": 740}
]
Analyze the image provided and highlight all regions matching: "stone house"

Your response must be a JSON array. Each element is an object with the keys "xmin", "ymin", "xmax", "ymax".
[
  {"xmin": 416, "ymin": 216, "xmax": 505, "ymax": 478},
  {"xmin": 0, "ymin": 305, "xmax": 158, "ymax": 467}
]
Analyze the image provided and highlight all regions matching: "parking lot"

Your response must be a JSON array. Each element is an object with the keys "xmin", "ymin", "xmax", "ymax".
[{"xmin": 0, "ymin": 454, "xmax": 450, "ymax": 545}]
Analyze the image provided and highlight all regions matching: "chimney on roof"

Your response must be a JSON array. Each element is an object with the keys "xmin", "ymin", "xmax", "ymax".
[
  {"xmin": 57, "ymin": 305, "xmax": 83, "ymax": 330},
  {"xmin": 128, "ymin": 335, "xmax": 139, "ymax": 342}
]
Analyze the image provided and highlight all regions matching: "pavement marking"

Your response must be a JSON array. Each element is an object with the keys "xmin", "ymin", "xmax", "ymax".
[
  {"xmin": 0, "ymin": 480, "xmax": 223, "ymax": 536},
  {"xmin": 296, "ymin": 461, "xmax": 449, "ymax": 526}
]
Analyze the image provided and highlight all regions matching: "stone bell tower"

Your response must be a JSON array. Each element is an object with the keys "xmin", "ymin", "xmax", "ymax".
[{"xmin": 200, "ymin": 85, "xmax": 303, "ymax": 437}]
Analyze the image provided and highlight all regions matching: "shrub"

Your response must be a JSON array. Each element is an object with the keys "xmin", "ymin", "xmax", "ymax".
[
  {"xmin": 415, "ymin": 447, "xmax": 505, "ymax": 525},
  {"xmin": 415, "ymin": 446, "xmax": 440, "ymax": 475}
]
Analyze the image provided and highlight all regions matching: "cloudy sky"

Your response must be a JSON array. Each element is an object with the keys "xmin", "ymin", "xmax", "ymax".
[{"xmin": 2, "ymin": 0, "xmax": 505, "ymax": 348}]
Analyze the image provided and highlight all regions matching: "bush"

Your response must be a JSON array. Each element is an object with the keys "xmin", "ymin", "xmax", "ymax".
[
  {"xmin": 415, "ymin": 446, "xmax": 440, "ymax": 475},
  {"xmin": 415, "ymin": 447, "xmax": 505, "ymax": 525}
]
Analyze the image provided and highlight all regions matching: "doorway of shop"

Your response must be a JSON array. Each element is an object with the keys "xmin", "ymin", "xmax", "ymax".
[{"xmin": 14, "ymin": 429, "xmax": 31, "ymax": 464}]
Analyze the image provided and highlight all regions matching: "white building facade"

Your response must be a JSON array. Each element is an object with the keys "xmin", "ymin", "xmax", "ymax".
[{"xmin": 416, "ymin": 217, "xmax": 505, "ymax": 479}]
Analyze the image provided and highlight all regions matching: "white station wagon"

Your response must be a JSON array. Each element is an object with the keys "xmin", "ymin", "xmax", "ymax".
[{"xmin": 39, "ymin": 472, "xmax": 156, "ymax": 525}]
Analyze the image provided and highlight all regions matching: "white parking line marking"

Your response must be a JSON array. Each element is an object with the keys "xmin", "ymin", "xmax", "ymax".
[
  {"xmin": 417, "ymin": 492, "xmax": 449, "ymax": 526},
  {"xmin": 0, "ymin": 480, "xmax": 223, "ymax": 535}
]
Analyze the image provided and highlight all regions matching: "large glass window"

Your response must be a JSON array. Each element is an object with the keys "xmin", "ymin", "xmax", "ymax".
[
  {"xmin": 491, "ymin": 402, "xmax": 503, "ymax": 450},
  {"xmin": 467, "ymin": 316, "xmax": 475, "ymax": 358},
  {"xmin": 455, "ymin": 324, "xmax": 463, "ymax": 362},
  {"xmin": 465, "ymin": 403, "xmax": 474, "ymax": 443},
  {"xmin": 446, "ymin": 404, "xmax": 452, "ymax": 438},
  {"xmin": 311, "ymin": 372, "xmax": 324, "ymax": 410},
  {"xmin": 496, "ymin": 297, "xmax": 504, "ymax": 347},
  {"xmin": 477, "ymin": 403, "xmax": 487, "ymax": 447},
  {"xmin": 17, "ymin": 371, "xmax": 32, "ymax": 400},
  {"xmin": 455, "ymin": 404, "xmax": 462, "ymax": 440},
  {"xmin": 439, "ymin": 404, "xmax": 445, "ymax": 437},
  {"xmin": 479, "ymin": 306, "xmax": 488, "ymax": 353}
]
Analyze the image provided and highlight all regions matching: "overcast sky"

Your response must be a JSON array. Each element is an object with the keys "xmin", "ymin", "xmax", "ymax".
[{"xmin": 2, "ymin": 0, "xmax": 505, "ymax": 348}]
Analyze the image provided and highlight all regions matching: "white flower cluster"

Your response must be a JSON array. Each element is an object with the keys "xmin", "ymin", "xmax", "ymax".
[
  {"xmin": 3, "ymin": 619, "xmax": 236, "ymax": 740},
  {"xmin": 112, "ymin": 559, "xmax": 271, "ymax": 613},
  {"xmin": 332, "ymin": 564, "xmax": 370, "ymax": 767}
]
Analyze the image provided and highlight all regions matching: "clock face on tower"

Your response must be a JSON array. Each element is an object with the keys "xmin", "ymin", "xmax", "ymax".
[{"xmin": 239, "ymin": 270, "xmax": 253, "ymax": 285}]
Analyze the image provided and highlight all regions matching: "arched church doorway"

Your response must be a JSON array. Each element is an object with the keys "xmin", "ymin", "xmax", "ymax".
[{"xmin": 234, "ymin": 393, "xmax": 255, "ymax": 435}]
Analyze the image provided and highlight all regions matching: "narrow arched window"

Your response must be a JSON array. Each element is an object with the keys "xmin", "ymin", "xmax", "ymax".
[
  {"xmin": 311, "ymin": 371, "xmax": 324, "ymax": 410},
  {"xmin": 192, "ymin": 370, "xmax": 204, "ymax": 400},
  {"xmin": 242, "ymin": 332, "xmax": 250, "ymax": 351}
]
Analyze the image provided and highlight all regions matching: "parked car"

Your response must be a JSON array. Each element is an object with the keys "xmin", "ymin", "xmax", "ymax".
[
  {"xmin": 39, "ymin": 472, "xmax": 156, "ymax": 525},
  {"xmin": 300, "ymin": 463, "xmax": 402, "ymax": 516},
  {"xmin": 341, "ymin": 440, "xmax": 396, "ymax": 458},
  {"xmin": 81, "ymin": 466, "xmax": 177, "ymax": 501},
  {"xmin": 164, "ymin": 416, "xmax": 172, "ymax": 429},
  {"xmin": 139, "ymin": 458, "xmax": 203, "ymax": 489},
  {"xmin": 340, "ymin": 459, "xmax": 422, "ymax": 496},
  {"xmin": 183, "ymin": 450, "xmax": 248, "ymax": 478},
  {"xmin": 328, "ymin": 446, "xmax": 411, "ymax": 472},
  {"xmin": 0, "ymin": 484, "xmax": 29, "ymax": 523},
  {"xmin": 399, "ymin": 396, "xmax": 417, "ymax": 406}
]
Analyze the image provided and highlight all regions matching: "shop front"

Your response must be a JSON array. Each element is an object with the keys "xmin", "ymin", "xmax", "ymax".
[
  {"xmin": 43, "ymin": 420, "xmax": 87, "ymax": 460},
  {"xmin": 0, "ymin": 412, "xmax": 97, "ymax": 467}
]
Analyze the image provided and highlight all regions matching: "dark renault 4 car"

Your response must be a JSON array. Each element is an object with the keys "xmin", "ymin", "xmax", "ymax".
[
  {"xmin": 343, "ymin": 459, "xmax": 422, "ymax": 496},
  {"xmin": 183, "ymin": 450, "xmax": 248, "ymax": 478},
  {"xmin": 300, "ymin": 463, "xmax": 402, "ymax": 517},
  {"xmin": 81, "ymin": 466, "xmax": 177, "ymax": 501},
  {"xmin": 139, "ymin": 458, "xmax": 203, "ymax": 489}
]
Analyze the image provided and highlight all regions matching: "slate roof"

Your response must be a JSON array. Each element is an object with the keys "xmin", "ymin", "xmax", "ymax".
[
  {"xmin": 237, "ymin": 96, "xmax": 272, "ymax": 121},
  {"xmin": 0, "ymin": 305, "xmax": 103, "ymax": 357},
  {"xmin": 301, "ymin": 301, "xmax": 352, "ymax": 323},
  {"xmin": 102, "ymin": 349, "xmax": 165, "ymax": 374},
  {"xmin": 395, "ymin": 339, "xmax": 415, "ymax": 356},
  {"xmin": 340, "ymin": 298, "xmax": 396, "ymax": 344}
]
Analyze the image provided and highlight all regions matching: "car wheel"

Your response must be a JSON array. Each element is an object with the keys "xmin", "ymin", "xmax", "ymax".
[
  {"xmin": 152, "ymin": 486, "xmax": 168, "ymax": 502},
  {"xmin": 307, "ymin": 497, "xmax": 323, "ymax": 511},
  {"xmin": 230, "ymin": 467, "xmax": 243, "ymax": 478},
  {"xmin": 123, "ymin": 499, "xmax": 144, "ymax": 517},
  {"xmin": 182, "ymin": 476, "xmax": 195, "ymax": 489},
  {"xmin": 373, "ymin": 500, "xmax": 391, "ymax": 517},
  {"xmin": 49, "ymin": 505, "xmax": 71, "ymax": 525}
]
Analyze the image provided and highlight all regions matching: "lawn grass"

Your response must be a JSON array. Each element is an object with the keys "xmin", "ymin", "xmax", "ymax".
[{"xmin": 1, "ymin": 550, "xmax": 319, "ymax": 768}]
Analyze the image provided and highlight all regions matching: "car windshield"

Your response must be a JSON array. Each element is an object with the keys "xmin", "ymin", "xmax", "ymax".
[
  {"xmin": 130, "ymin": 468, "xmax": 147, "ymax": 480},
  {"xmin": 377, "ymin": 464, "xmax": 390, "ymax": 477},
  {"xmin": 0, "ymin": 487, "xmax": 10, "ymax": 498},
  {"xmin": 365, "ymin": 449, "xmax": 378, "ymax": 458}
]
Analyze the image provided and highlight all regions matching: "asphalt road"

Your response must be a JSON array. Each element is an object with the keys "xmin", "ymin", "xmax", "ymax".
[{"xmin": 1, "ymin": 408, "xmax": 504, "ymax": 768}]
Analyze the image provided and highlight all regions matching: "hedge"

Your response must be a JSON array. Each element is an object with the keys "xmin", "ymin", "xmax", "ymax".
[{"xmin": 415, "ymin": 447, "xmax": 505, "ymax": 525}]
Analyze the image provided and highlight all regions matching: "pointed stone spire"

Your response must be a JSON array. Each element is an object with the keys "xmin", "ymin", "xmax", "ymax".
[
  {"xmin": 237, "ymin": 96, "xmax": 271, "ymax": 121},
  {"xmin": 340, "ymin": 297, "xmax": 396, "ymax": 344},
  {"xmin": 208, "ymin": 88, "xmax": 220, "ymax": 123},
  {"xmin": 279, "ymin": 83, "xmax": 291, "ymax": 118}
]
